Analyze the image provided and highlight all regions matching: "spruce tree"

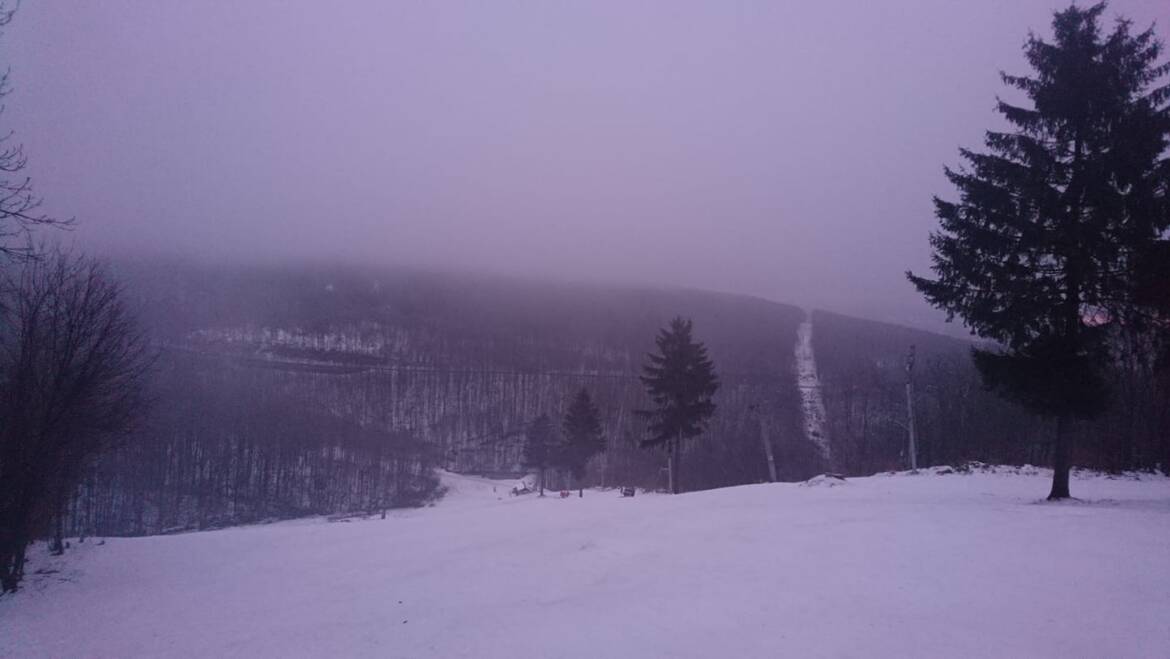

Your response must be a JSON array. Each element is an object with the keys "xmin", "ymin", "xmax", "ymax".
[
  {"xmin": 638, "ymin": 317, "xmax": 719, "ymax": 494},
  {"xmin": 561, "ymin": 388, "xmax": 605, "ymax": 497},
  {"xmin": 523, "ymin": 414, "xmax": 557, "ymax": 496},
  {"xmin": 908, "ymin": 3, "xmax": 1170, "ymax": 499}
]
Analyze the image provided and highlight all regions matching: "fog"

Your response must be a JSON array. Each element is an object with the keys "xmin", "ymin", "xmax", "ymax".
[{"xmin": 7, "ymin": 0, "xmax": 1167, "ymax": 330}]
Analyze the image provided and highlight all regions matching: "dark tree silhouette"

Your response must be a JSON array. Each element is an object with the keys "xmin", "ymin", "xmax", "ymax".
[
  {"xmin": 560, "ymin": 388, "xmax": 605, "ymax": 496},
  {"xmin": 908, "ymin": 3, "xmax": 1170, "ymax": 499},
  {"xmin": 522, "ymin": 414, "xmax": 557, "ymax": 496},
  {"xmin": 0, "ymin": 250, "xmax": 152, "ymax": 592},
  {"xmin": 0, "ymin": 5, "xmax": 71, "ymax": 259},
  {"xmin": 638, "ymin": 317, "xmax": 719, "ymax": 494}
]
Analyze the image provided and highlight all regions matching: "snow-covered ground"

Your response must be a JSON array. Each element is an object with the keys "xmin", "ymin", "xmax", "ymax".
[
  {"xmin": 795, "ymin": 310, "xmax": 831, "ymax": 463},
  {"xmin": 2, "ymin": 469, "xmax": 1168, "ymax": 658}
]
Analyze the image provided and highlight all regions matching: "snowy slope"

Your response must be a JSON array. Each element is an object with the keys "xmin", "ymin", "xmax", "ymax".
[
  {"xmin": 2, "ymin": 470, "xmax": 1168, "ymax": 658},
  {"xmin": 795, "ymin": 310, "xmax": 831, "ymax": 463}
]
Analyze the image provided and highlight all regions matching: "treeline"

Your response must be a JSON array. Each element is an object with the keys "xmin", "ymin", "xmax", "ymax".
[
  {"xmin": 814, "ymin": 310, "xmax": 1170, "ymax": 476},
  {"xmin": 63, "ymin": 351, "xmax": 441, "ymax": 538},
  {"xmin": 30, "ymin": 249, "xmax": 1163, "ymax": 592},
  {"xmin": 7, "ymin": 260, "xmax": 823, "ymax": 559},
  {"xmin": 29, "ymin": 256, "xmax": 1167, "ymax": 568},
  {"xmin": 111, "ymin": 260, "xmax": 819, "ymax": 496},
  {"xmin": 253, "ymin": 354, "xmax": 816, "ymax": 492}
]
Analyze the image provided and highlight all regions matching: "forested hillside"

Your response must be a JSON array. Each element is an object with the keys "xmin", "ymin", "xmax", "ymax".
[
  {"xmin": 67, "ymin": 261, "xmax": 813, "ymax": 537},
  {"xmin": 56, "ymin": 260, "xmax": 1168, "ymax": 539},
  {"xmin": 812, "ymin": 311, "xmax": 1170, "ymax": 476}
]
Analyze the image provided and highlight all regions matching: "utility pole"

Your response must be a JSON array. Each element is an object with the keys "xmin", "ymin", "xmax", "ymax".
[
  {"xmin": 905, "ymin": 344, "xmax": 918, "ymax": 470},
  {"xmin": 748, "ymin": 403, "xmax": 778, "ymax": 482},
  {"xmin": 761, "ymin": 415, "xmax": 778, "ymax": 483}
]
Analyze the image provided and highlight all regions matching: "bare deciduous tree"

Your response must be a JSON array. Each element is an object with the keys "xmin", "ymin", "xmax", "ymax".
[
  {"xmin": 0, "ymin": 3, "xmax": 71, "ymax": 260},
  {"xmin": 0, "ymin": 250, "xmax": 151, "ymax": 592}
]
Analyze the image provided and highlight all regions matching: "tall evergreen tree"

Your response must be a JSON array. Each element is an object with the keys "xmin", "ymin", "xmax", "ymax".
[
  {"xmin": 638, "ymin": 317, "xmax": 719, "ymax": 494},
  {"xmin": 522, "ymin": 413, "xmax": 557, "ymax": 496},
  {"xmin": 908, "ymin": 3, "xmax": 1170, "ymax": 499},
  {"xmin": 561, "ymin": 388, "xmax": 605, "ymax": 497}
]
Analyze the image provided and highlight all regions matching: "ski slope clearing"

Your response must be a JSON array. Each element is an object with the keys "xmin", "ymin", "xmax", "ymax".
[
  {"xmin": 2, "ymin": 470, "xmax": 1168, "ymax": 658},
  {"xmin": 795, "ymin": 310, "xmax": 831, "ymax": 462}
]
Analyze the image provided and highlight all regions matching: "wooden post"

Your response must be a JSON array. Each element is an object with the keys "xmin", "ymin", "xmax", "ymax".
[
  {"xmin": 905, "ymin": 344, "xmax": 918, "ymax": 470},
  {"xmin": 761, "ymin": 416, "xmax": 778, "ymax": 483}
]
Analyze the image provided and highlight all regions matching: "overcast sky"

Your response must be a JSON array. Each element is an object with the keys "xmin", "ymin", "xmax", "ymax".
[{"xmin": 6, "ymin": 1, "xmax": 1168, "ymax": 331}]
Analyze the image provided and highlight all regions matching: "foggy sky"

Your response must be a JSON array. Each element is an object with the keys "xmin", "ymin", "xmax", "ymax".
[{"xmin": 7, "ymin": 1, "xmax": 1169, "ymax": 331}]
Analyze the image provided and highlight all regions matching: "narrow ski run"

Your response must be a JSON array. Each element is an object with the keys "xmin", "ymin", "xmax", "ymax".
[{"xmin": 795, "ymin": 310, "xmax": 831, "ymax": 464}]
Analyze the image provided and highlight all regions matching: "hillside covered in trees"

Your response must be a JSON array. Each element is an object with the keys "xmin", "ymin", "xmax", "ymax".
[
  {"xmin": 68, "ymin": 260, "xmax": 814, "ymax": 536},
  {"xmin": 51, "ymin": 259, "xmax": 1167, "ymax": 540},
  {"xmin": 812, "ymin": 311, "xmax": 1169, "ymax": 477}
]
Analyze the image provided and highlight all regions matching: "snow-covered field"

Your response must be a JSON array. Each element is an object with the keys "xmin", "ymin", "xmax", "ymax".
[{"xmin": 2, "ymin": 469, "xmax": 1168, "ymax": 658}]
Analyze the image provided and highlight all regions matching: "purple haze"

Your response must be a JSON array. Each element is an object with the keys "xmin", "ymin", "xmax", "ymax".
[{"xmin": 7, "ymin": 1, "xmax": 1168, "ymax": 331}]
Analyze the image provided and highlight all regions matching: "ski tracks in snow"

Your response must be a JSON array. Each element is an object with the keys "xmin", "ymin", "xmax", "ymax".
[{"xmin": 795, "ymin": 310, "xmax": 831, "ymax": 465}]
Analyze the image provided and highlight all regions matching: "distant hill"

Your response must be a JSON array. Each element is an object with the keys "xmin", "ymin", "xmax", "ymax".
[
  {"xmin": 81, "ymin": 260, "xmax": 819, "ymax": 536},
  {"xmin": 74, "ymin": 259, "xmax": 1163, "ymax": 538}
]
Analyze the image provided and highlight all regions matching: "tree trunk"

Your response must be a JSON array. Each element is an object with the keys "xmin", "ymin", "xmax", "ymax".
[
  {"xmin": 0, "ymin": 483, "xmax": 36, "ymax": 593},
  {"xmin": 905, "ymin": 380, "xmax": 918, "ymax": 470},
  {"xmin": 760, "ymin": 417, "xmax": 777, "ymax": 483},
  {"xmin": 50, "ymin": 511, "xmax": 65, "ymax": 556},
  {"xmin": 669, "ymin": 442, "xmax": 678, "ymax": 496},
  {"xmin": 0, "ymin": 515, "xmax": 29, "ymax": 593},
  {"xmin": 673, "ymin": 435, "xmax": 683, "ymax": 491},
  {"xmin": 1048, "ymin": 415, "xmax": 1072, "ymax": 500},
  {"xmin": 0, "ymin": 537, "xmax": 20, "ymax": 593}
]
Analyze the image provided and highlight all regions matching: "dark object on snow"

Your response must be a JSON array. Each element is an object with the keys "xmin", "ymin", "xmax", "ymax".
[
  {"xmin": 620, "ymin": 487, "xmax": 636, "ymax": 497},
  {"xmin": 559, "ymin": 490, "xmax": 570, "ymax": 498}
]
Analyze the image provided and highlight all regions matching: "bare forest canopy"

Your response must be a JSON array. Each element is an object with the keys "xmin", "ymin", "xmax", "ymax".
[
  {"xmin": 67, "ymin": 259, "xmax": 1168, "ymax": 537},
  {"xmin": 812, "ymin": 310, "xmax": 1168, "ymax": 476}
]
